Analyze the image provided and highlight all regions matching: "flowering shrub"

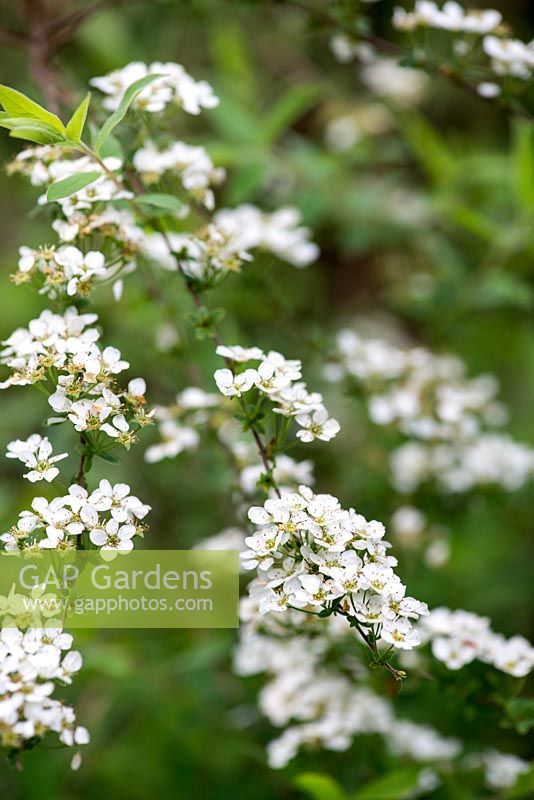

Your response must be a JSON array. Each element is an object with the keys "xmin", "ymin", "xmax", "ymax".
[{"xmin": 0, "ymin": 1, "xmax": 532, "ymax": 796}]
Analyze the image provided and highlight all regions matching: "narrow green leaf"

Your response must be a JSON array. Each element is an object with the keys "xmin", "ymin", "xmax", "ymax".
[
  {"xmin": 3, "ymin": 117, "xmax": 65, "ymax": 145},
  {"xmin": 294, "ymin": 772, "xmax": 348, "ymax": 800},
  {"xmin": 400, "ymin": 113, "xmax": 456, "ymax": 184},
  {"xmin": 65, "ymin": 92, "xmax": 91, "ymax": 141},
  {"xmin": 97, "ymin": 451, "xmax": 120, "ymax": 464},
  {"xmin": 447, "ymin": 206, "xmax": 497, "ymax": 241},
  {"xmin": 95, "ymin": 73, "xmax": 165, "ymax": 153},
  {"xmin": 47, "ymin": 171, "xmax": 101, "ymax": 201},
  {"xmin": 9, "ymin": 129, "xmax": 62, "ymax": 145},
  {"xmin": 136, "ymin": 193, "xmax": 186, "ymax": 213},
  {"xmin": 0, "ymin": 115, "xmax": 63, "ymax": 134},
  {"xmin": 260, "ymin": 83, "xmax": 323, "ymax": 144},
  {"xmin": 513, "ymin": 119, "xmax": 534, "ymax": 211},
  {"xmin": 0, "ymin": 85, "xmax": 65, "ymax": 134},
  {"xmin": 353, "ymin": 767, "xmax": 421, "ymax": 800},
  {"xmin": 209, "ymin": 23, "xmax": 256, "ymax": 104}
]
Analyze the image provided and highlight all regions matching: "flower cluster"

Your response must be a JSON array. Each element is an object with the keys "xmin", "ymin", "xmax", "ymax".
[
  {"xmin": 326, "ymin": 329, "xmax": 506, "ymax": 440},
  {"xmin": 242, "ymin": 485, "xmax": 428, "ymax": 650},
  {"xmin": 0, "ymin": 623, "xmax": 88, "ymax": 753},
  {"xmin": 14, "ymin": 245, "xmax": 110, "ymax": 300},
  {"xmin": 215, "ymin": 346, "xmax": 340, "ymax": 444},
  {"xmin": 142, "ymin": 226, "xmax": 251, "ymax": 281},
  {"xmin": 90, "ymin": 61, "xmax": 219, "ymax": 115},
  {"xmin": 481, "ymin": 751, "xmax": 531, "ymax": 791},
  {"xmin": 483, "ymin": 36, "xmax": 534, "ymax": 80},
  {"xmin": 0, "ymin": 307, "xmax": 152, "ymax": 445},
  {"xmin": 142, "ymin": 205, "xmax": 319, "ymax": 281},
  {"xmin": 393, "ymin": 2, "xmax": 502, "ymax": 35},
  {"xmin": 418, "ymin": 607, "xmax": 534, "ymax": 677},
  {"xmin": 326, "ymin": 327, "xmax": 534, "ymax": 493},
  {"xmin": 235, "ymin": 605, "xmax": 459, "ymax": 770},
  {"xmin": 133, "ymin": 141, "xmax": 225, "ymax": 209},
  {"xmin": 330, "ymin": 37, "xmax": 428, "ymax": 108},
  {"xmin": 391, "ymin": 434, "xmax": 534, "ymax": 493},
  {"xmin": 1, "ymin": 480, "xmax": 150, "ymax": 555},
  {"xmin": 393, "ymin": 1, "xmax": 534, "ymax": 90},
  {"xmin": 213, "ymin": 205, "xmax": 320, "ymax": 268}
]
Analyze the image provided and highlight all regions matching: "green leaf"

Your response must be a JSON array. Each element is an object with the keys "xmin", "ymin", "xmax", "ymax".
[
  {"xmin": 209, "ymin": 22, "xmax": 256, "ymax": 104},
  {"xmin": 0, "ymin": 85, "xmax": 65, "ymax": 134},
  {"xmin": 447, "ymin": 206, "xmax": 496, "ymax": 241},
  {"xmin": 136, "ymin": 193, "xmax": 186, "ymax": 214},
  {"xmin": 353, "ymin": 767, "xmax": 422, "ymax": 800},
  {"xmin": 186, "ymin": 306, "xmax": 226, "ymax": 340},
  {"xmin": 260, "ymin": 83, "xmax": 323, "ymax": 145},
  {"xmin": 65, "ymin": 92, "xmax": 91, "ymax": 141},
  {"xmin": 97, "ymin": 450, "xmax": 120, "ymax": 464},
  {"xmin": 95, "ymin": 73, "xmax": 165, "ymax": 152},
  {"xmin": 400, "ymin": 114, "xmax": 456, "ymax": 184},
  {"xmin": 0, "ymin": 115, "xmax": 66, "ymax": 144},
  {"xmin": 46, "ymin": 171, "xmax": 102, "ymax": 201},
  {"xmin": 5, "ymin": 127, "xmax": 65, "ymax": 146},
  {"xmin": 513, "ymin": 119, "xmax": 534, "ymax": 211},
  {"xmin": 504, "ymin": 698, "xmax": 534, "ymax": 735},
  {"xmin": 294, "ymin": 772, "xmax": 348, "ymax": 800}
]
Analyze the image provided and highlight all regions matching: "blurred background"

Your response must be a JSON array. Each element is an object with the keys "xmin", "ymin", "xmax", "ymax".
[{"xmin": 0, "ymin": 1, "xmax": 532, "ymax": 797}]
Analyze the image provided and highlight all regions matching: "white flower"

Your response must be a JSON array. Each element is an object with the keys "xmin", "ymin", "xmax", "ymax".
[
  {"xmin": 89, "ymin": 519, "xmax": 136, "ymax": 555},
  {"xmin": 361, "ymin": 58, "xmax": 428, "ymax": 107},
  {"xmin": 296, "ymin": 406, "xmax": 340, "ymax": 443},
  {"xmin": 483, "ymin": 751, "xmax": 530, "ymax": 790},
  {"xmin": 6, "ymin": 434, "xmax": 68, "ymax": 482},
  {"xmin": 214, "ymin": 367, "xmax": 257, "ymax": 397},
  {"xmin": 53, "ymin": 246, "xmax": 107, "ymax": 296},
  {"xmin": 177, "ymin": 387, "xmax": 219, "ymax": 409},
  {"xmin": 90, "ymin": 479, "xmax": 151, "ymax": 522},
  {"xmin": 215, "ymin": 345, "xmax": 265, "ymax": 362},
  {"xmin": 381, "ymin": 618, "xmax": 421, "ymax": 649},
  {"xmin": 100, "ymin": 414, "xmax": 130, "ymax": 440},
  {"xmin": 255, "ymin": 360, "xmax": 292, "ymax": 395},
  {"xmin": 477, "ymin": 81, "xmax": 501, "ymax": 98},
  {"xmin": 145, "ymin": 421, "xmax": 199, "ymax": 463},
  {"xmin": 293, "ymin": 573, "xmax": 342, "ymax": 606}
]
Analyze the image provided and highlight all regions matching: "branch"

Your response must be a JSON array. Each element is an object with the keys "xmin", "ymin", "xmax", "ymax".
[
  {"xmin": 0, "ymin": 26, "xmax": 27, "ymax": 46},
  {"xmin": 289, "ymin": 0, "xmax": 532, "ymax": 121},
  {"xmin": 49, "ymin": 0, "xmax": 140, "ymax": 47}
]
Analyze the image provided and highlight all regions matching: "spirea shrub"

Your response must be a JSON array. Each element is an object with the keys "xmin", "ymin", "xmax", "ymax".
[{"xmin": 0, "ymin": 1, "xmax": 532, "ymax": 793}]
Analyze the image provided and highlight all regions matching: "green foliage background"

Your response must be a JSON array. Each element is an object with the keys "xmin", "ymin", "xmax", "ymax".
[{"xmin": 0, "ymin": 1, "xmax": 532, "ymax": 798}]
